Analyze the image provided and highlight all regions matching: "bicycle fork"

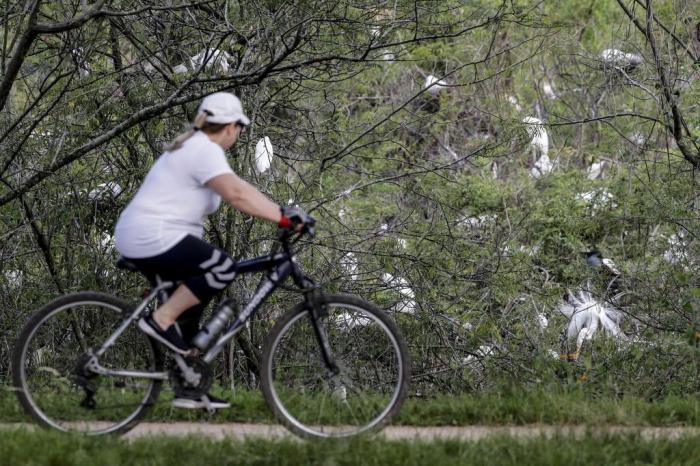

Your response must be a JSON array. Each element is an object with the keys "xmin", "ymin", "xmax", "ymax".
[{"xmin": 305, "ymin": 285, "xmax": 340, "ymax": 377}]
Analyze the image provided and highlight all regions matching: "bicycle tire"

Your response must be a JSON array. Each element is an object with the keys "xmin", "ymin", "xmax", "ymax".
[
  {"xmin": 261, "ymin": 293, "xmax": 410, "ymax": 438},
  {"xmin": 12, "ymin": 292, "xmax": 163, "ymax": 435}
]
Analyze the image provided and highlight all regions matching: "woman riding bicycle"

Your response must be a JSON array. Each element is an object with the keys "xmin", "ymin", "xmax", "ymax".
[{"xmin": 114, "ymin": 92, "xmax": 301, "ymax": 409}]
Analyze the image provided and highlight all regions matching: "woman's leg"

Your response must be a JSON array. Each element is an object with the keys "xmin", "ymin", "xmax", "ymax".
[
  {"xmin": 151, "ymin": 284, "xmax": 200, "ymax": 329},
  {"xmin": 128, "ymin": 235, "xmax": 237, "ymax": 350}
]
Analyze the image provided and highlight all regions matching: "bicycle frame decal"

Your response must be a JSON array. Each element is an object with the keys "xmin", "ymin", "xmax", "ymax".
[{"xmin": 203, "ymin": 261, "xmax": 294, "ymax": 363}]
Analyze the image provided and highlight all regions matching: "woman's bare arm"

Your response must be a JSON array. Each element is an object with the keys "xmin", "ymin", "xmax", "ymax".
[{"xmin": 207, "ymin": 173, "xmax": 282, "ymax": 223}]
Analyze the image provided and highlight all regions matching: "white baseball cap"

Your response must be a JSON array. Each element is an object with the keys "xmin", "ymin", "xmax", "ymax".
[{"xmin": 198, "ymin": 92, "xmax": 250, "ymax": 126}]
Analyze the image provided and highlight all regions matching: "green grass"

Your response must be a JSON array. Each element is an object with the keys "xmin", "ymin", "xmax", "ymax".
[
  {"xmin": 3, "ymin": 385, "xmax": 700, "ymax": 427},
  {"xmin": 1, "ymin": 428, "xmax": 700, "ymax": 465}
]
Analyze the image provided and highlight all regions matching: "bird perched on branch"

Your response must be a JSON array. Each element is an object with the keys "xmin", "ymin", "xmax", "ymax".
[
  {"xmin": 600, "ymin": 48, "xmax": 643, "ymax": 71},
  {"xmin": 523, "ymin": 117, "xmax": 552, "ymax": 178},
  {"xmin": 254, "ymin": 137, "xmax": 274, "ymax": 174}
]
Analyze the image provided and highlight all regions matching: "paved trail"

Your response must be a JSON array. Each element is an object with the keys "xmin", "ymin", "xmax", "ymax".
[
  {"xmin": 3, "ymin": 423, "xmax": 699, "ymax": 441},
  {"xmin": 122, "ymin": 423, "xmax": 700, "ymax": 441}
]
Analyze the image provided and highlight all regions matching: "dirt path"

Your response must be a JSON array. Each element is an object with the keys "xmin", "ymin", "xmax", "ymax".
[{"xmin": 3, "ymin": 423, "xmax": 699, "ymax": 440}]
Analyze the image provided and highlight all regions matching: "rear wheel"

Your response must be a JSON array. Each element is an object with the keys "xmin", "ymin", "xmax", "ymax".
[
  {"xmin": 261, "ymin": 294, "xmax": 410, "ymax": 438},
  {"xmin": 12, "ymin": 292, "xmax": 163, "ymax": 435}
]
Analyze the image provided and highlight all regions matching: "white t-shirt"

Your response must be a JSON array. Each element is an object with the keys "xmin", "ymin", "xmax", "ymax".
[{"xmin": 114, "ymin": 131, "xmax": 234, "ymax": 258}]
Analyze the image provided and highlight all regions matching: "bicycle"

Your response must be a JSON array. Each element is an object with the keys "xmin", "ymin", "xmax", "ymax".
[{"xmin": 12, "ymin": 221, "xmax": 411, "ymax": 439}]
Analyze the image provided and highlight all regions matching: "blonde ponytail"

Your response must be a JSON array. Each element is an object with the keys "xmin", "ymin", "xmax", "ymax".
[{"xmin": 164, "ymin": 111, "xmax": 210, "ymax": 152}]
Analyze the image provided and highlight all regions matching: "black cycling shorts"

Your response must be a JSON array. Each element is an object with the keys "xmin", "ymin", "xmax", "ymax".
[{"xmin": 126, "ymin": 235, "xmax": 237, "ymax": 341}]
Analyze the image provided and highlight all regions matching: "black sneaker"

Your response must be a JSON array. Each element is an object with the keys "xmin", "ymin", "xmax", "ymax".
[
  {"xmin": 172, "ymin": 392, "xmax": 231, "ymax": 410},
  {"xmin": 138, "ymin": 315, "xmax": 191, "ymax": 355}
]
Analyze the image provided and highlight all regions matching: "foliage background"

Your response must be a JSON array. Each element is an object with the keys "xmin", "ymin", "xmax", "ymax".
[{"xmin": 1, "ymin": 0, "xmax": 699, "ymax": 401}]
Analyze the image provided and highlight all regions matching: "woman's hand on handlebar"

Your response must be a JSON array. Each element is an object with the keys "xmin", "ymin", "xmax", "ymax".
[{"xmin": 278, "ymin": 205, "xmax": 315, "ymax": 235}]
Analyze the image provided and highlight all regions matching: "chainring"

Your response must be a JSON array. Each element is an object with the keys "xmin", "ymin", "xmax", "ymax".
[{"xmin": 168, "ymin": 356, "xmax": 213, "ymax": 398}]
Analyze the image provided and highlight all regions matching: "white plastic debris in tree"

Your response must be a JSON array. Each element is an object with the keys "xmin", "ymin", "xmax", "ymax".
[
  {"xmin": 381, "ymin": 273, "xmax": 416, "ymax": 314},
  {"xmin": 530, "ymin": 154, "xmax": 553, "ymax": 179},
  {"xmin": 340, "ymin": 252, "xmax": 358, "ymax": 280},
  {"xmin": 600, "ymin": 48, "xmax": 643, "ymax": 68},
  {"xmin": 507, "ymin": 95, "xmax": 522, "ymax": 112},
  {"xmin": 542, "ymin": 81, "xmax": 557, "ymax": 99},
  {"xmin": 556, "ymin": 288, "xmax": 624, "ymax": 356},
  {"xmin": 587, "ymin": 161, "xmax": 605, "ymax": 180},
  {"xmin": 87, "ymin": 182, "xmax": 123, "ymax": 201},
  {"xmin": 523, "ymin": 117, "xmax": 549, "ymax": 159},
  {"xmin": 255, "ymin": 137, "xmax": 273, "ymax": 174},
  {"xmin": 424, "ymin": 75, "xmax": 448, "ymax": 94}
]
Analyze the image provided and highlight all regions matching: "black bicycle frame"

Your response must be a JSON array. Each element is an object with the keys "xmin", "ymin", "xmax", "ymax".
[
  {"xmin": 201, "ymin": 248, "xmax": 337, "ymax": 374},
  {"xmin": 201, "ymin": 252, "xmax": 294, "ymax": 363},
  {"xmin": 91, "ymin": 234, "xmax": 338, "ymax": 380}
]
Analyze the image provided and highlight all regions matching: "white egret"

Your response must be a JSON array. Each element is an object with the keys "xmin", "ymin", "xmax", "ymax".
[
  {"xmin": 507, "ymin": 95, "xmax": 522, "ymax": 112},
  {"xmin": 556, "ymin": 288, "xmax": 624, "ymax": 359},
  {"xmin": 530, "ymin": 153, "xmax": 553, "ymax": 178},
  {"xmin": 523, "ymin": 117, "xmax": 549, "ymax": 159},
  {"xmin": 173, "ymin": 48, "xmax": 232, "ymax": 74},
  {"xmin": 462, "ymin": 344, "xmax": 494, "ymax": 365},
  {"xmin": 587, "ymin": 161, "xmax": 605, "ymax": 180},
  {"xmin": 663, "ymin": 233, "xmax": 688, "ymax": 266},
  {"xmin": 381, "ymin": 273, "xmax": 416, "ymax": 314},
  {"xmin": 457, "ymin": 214, "xmax": 497, "ymax": 229},
  {"xmin": 87, "ymin": 182, "xmax": 123, "ymax": 201},
  {"xmin": 577, "ymin": 189, "xmax": 616, "ymax": 211},
  {"xmin": 424, "ymin": 75, "xmax": 448, "ymax": 94},
  {"xmin": 340, "ymin": 252, "xmax": 358, "ymax": 280},
  {"xmin": 600, "ymin": 48, "xmax": 643, "ymax": 69},
  {"xmin": 542, "ymin": 81, "xmax": 558, "ymax": 99},
  {"xmin": 4, "ymin": 270, "xmax": 23, "ymax": 289},
  {"xmin": 255, "ymin": 137, "xmax": 273, "ymax": 174}
]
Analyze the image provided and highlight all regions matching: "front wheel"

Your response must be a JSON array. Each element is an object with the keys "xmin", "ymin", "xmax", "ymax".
[
  {"xmin": 12, "ymin": 292, "xmax": 163, "ymax": 435},
  {"xmin": 261, "ymin": 294, "xmax": 410, "ymax": 438}
]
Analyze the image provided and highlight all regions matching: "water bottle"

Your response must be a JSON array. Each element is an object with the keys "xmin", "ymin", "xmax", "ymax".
[{"xmin": 193, "ymin": 298, "xmax": 237, "ymax": 350}]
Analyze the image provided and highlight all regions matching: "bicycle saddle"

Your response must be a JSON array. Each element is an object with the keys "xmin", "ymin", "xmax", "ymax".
[{"xmin": 115, "ymin": 256, "xmax": 138, "ymax": 272}]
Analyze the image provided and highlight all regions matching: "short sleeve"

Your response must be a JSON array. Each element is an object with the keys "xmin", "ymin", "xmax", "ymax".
[{"xmin": 188, "ymin": 141, "xmax": 234, "ymax": 185}]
